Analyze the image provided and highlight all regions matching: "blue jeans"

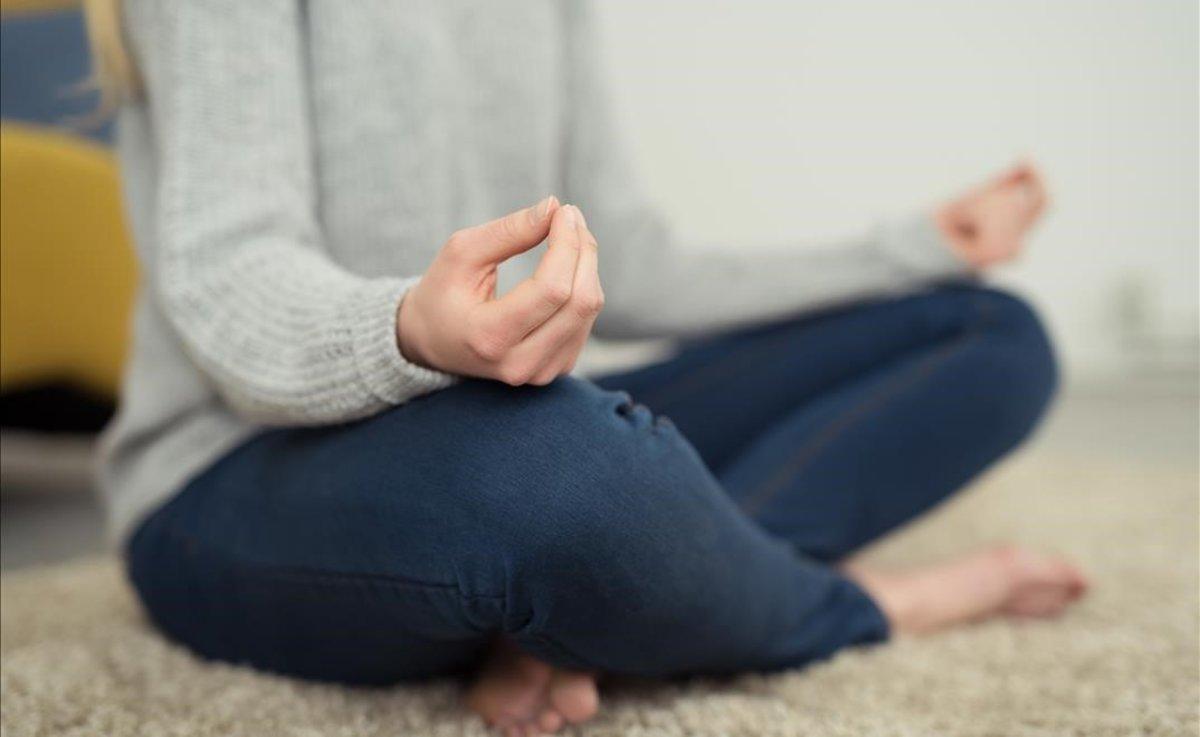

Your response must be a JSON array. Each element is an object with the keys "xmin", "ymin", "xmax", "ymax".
[{"xmin": 127, "ymin": 285, "xmax": 1057, "ymax": 685}]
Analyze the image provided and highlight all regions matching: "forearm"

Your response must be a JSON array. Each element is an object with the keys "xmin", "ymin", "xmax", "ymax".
[
  {"xmin": 157, "ymin": 243, "xmax": 454, "ymax": 424},
  {"xmin": 594, "ymin": 214, "xmax": 969, "ymax": 340}
]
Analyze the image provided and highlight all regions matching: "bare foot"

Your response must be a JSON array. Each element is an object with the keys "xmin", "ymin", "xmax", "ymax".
[
  {"xmin": 467, "ymin": 639, "xmax": 599, "ymax": 736},
  {"xmin": 844, "ymin": 545, "xmax": 1089, "ymax": 636}
]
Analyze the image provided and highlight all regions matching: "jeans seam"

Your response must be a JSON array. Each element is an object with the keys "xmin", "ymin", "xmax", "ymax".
[
  {"xmin": 636, "ymin": 323, "xmax": 826, "ymax": 410},
  {"xmin": 739, "ymin": 299, "xmax": 994, "ymax": 518},
  {"xmin": 149, "ymin": 526, "xmax": 506, "ymax": 599},
  {"xmin": 633, "ymin": 289, "xmax": 955, "ymax": 411}
]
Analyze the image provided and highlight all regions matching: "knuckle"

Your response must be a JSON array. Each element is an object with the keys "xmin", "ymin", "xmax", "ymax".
[
  {"xmin": 535, "ymin": 279, "xmax": 572, "ymax": 309},
  {"xmin": 571, "ymin": 293, "xmax": 604, "ymax": 319},
  {"xmin": 466, "ymin": 328, "xmax": 507, "ymax": 363},
  {"xmin": 497, "ymin": 362, "xmax": 534, "ymax": 387},
  {"xmin": 529, "ymin": 372, "xmax": 556, "ymax": 386}
]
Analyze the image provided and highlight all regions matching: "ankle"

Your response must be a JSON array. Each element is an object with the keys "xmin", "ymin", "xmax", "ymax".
[
  {"xmin": 845, "ymin": 549, "xmax": 1019, "ymax": 636},
  {"xmin": 844, "ymin": 567, "xmax": 922, "ymax": 635}
]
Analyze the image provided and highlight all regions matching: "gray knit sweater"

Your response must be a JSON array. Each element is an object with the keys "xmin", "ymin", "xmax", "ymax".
[{"xmin": 99, "ymin": 0, "xmax": 966, "ymax": 543}]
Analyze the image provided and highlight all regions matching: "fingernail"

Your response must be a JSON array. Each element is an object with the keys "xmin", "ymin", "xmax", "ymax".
[
  {"xmin": 561, "ymin": 204, "xmax": 577, "ymax": 227},
  {"xmin": 575, "ymin": 206, "xmax": 588, "ymax": 229},
  {"xmin": 533, "ymin": 196, "xmax": 555, "ymax": 221}
]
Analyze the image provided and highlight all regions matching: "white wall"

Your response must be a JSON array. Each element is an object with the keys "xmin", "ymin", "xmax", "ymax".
[{"xmin": 593, "ymin": 0, "xmax": 1199, "ymax": 381}]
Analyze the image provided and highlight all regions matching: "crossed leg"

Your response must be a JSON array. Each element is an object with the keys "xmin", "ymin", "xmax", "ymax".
[
  {"xmin": 127, "ymin": 287, "xmax": 1086, "ymax": 737},
  {"xmin": 471, "ymin": 285, "xmax": 1086, "ymax": 732}
]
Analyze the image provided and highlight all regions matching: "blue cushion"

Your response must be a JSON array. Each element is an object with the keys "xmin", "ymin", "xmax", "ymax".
[{"xmin": 1, "ymin": 8, "xmax": 113, "ymax": 143}]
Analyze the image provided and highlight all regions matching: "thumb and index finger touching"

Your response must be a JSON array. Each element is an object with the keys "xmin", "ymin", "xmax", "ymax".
[
  {"xmin": 462, "ymin": 197, "xmax": 597, "ymax": 352},
  {"xmin": 453, "ymin": 195, "xmax": 562, "ymax": 267}
]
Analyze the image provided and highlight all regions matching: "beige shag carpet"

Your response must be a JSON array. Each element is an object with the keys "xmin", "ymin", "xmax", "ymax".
[{"xmin": 2, "ymin": 449, "xmax": 1197, "ymax": 737}]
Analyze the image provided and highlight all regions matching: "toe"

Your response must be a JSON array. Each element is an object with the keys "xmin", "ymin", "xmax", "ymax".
[
  {"xmin": 1065, "ymin": 563, "xmax": 1090, "ymax": 595},
  {"xmin": 1008, "ymin": 588, "xmax": 1072, "ymax": 617},
  {"xmin": 467, "ymin": 644, "xmax": 556, "ymax": 730},
  {"xmin": 549, "ymin": 671, "xmax": 600, "ymax": 724},
  {"xmin": 538, "ymin": 708, "xmax": 564, "ymax": 732},
  {"xmin": 1043, "ymin": 558, "xmax": 1090, "ymax": 601}
]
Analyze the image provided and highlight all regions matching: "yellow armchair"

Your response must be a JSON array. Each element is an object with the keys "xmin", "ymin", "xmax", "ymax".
[{"xmin": 0, "ymin": 122, "xmax": 136, "ymax": 399}]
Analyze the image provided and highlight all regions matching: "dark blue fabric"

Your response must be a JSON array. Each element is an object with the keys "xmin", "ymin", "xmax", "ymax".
[
  {"xmin": 127, "ymin": 284, "xmax": 1057, "ymax": 685},
  {"xmin": 0, "ymin": 9, "xmax": 113, "ymax": 143}
]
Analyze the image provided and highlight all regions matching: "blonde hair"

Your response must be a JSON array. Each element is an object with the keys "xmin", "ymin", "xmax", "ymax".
[{"xmin": 81, "ymin": 0, "xmax": 139, "ymax": 113}]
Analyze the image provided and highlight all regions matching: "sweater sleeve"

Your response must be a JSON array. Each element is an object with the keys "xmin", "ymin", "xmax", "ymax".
[
  {"xmin": 124, "ymin": 0, "xmax": 454, "ymax": 425},
  {"xmin": 560, "ymin": 2, "xmax": 971, "ymax": 340}
]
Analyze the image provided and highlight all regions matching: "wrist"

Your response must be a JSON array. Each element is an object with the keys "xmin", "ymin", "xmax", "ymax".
[
  {"xmin": 931, "ymin": 206, "xmax": 973, "ymax": 267},
  {"xmin": 396, "ymin": 292, "xmax": 434, "ymax": 370}
]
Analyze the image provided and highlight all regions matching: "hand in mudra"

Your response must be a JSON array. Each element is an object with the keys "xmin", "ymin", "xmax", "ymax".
[
  {"xmin": 398, "ymin": 197, "xmax": 604, "ymax": 386},
  {"xmin": 937, "ymin": 162, "xmax": 1049, "ymax": 269}
]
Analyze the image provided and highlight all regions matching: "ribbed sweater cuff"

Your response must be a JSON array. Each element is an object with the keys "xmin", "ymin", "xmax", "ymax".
[
  {"xmin": 348, "ymin": 277, "xmax": 457, "ymax": 405},
  {"xmin": 879, "ymin": 213, "xmax": 974, "ymax": 281}
]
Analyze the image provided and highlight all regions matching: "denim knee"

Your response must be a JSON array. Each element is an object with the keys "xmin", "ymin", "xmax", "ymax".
[
  {"xmin": 495, "ymin": 383, "xmax": 707, "ymax": 558},
  {"xmin": 982, "ymin": 289, "xmax": 1057, "ymax": 393},
  {"xmin": 965, "ymin": 288, "xmax": 1059, "ymax": 442},
  {"xmin": 456, "ymin": 381, "xmax": 723, "ymax": 634},
  {"xmin": 481, "ymin": 387, "xmax": 882, "ymax": 674}
]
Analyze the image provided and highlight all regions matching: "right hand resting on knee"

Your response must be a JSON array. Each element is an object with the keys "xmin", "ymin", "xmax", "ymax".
[{"xmin": 396, "ymin": 197, "xmax": 605, "ymax": 386}]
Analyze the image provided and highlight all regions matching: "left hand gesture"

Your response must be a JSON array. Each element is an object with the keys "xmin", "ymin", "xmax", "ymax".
[{"xmin": 936, "ymin": 162, "xmax": 1049, "ymax": 269}]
